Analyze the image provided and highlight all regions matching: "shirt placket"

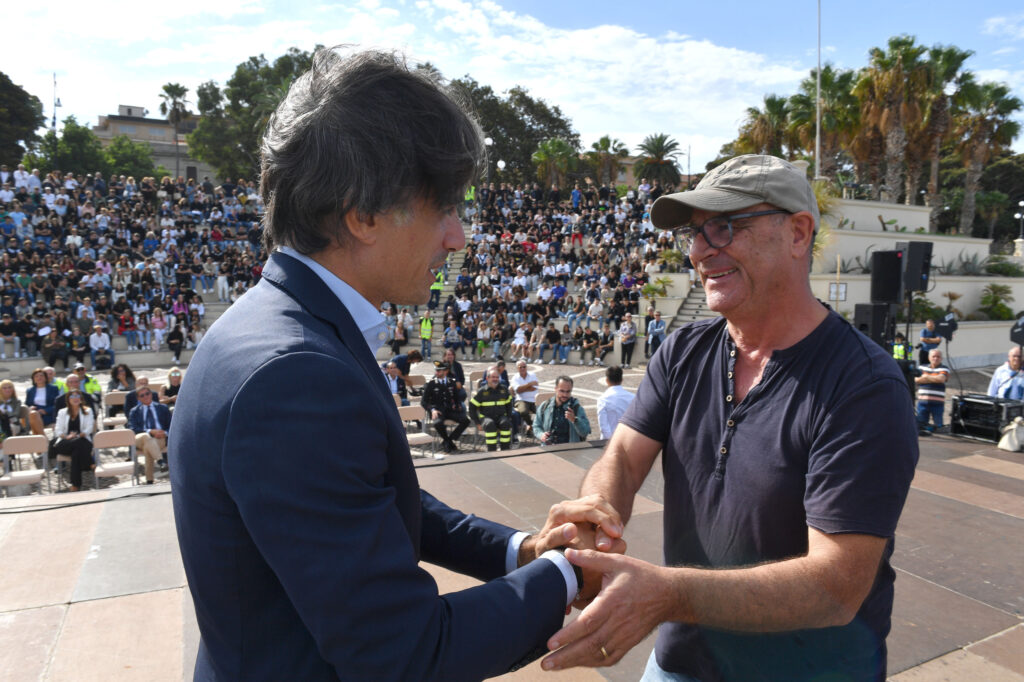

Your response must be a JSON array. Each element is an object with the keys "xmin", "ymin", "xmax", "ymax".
[{"xmin": 717, "ymin": 345, "xmax": 739, "ymax": 478}]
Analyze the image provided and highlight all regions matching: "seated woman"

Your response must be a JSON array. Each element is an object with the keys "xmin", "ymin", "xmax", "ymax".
[
  {"xmin": 26, "ymin": 367, "xmax": 59, "ymax": 435},
  {"xmin": 159, "ymin": 367, "xmax": 183, "ymax": 411},
  {"xmin": 106, "ymin": 364, "xmax": 137, "ymax": 417},
  {"xmin": 0, "ymin": 379, "xmax": 26, "ymax": 436},
  {"xmin": 52, "ymin": 390, "xmax": 95, "ymax": 492}
]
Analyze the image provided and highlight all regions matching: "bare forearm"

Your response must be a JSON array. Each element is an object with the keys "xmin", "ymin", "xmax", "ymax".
[
  {"xmin": 578, "ymin": 427, "xmax": 658, "ymax": 526},
  {"xmin": 666, "ymin": 556, "xmax": 863, "ymax": 632}
]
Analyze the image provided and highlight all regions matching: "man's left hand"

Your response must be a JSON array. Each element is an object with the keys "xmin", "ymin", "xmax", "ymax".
[{"xmin": 542, "ymin": 549, "xmax": 672, "ymax": 670}]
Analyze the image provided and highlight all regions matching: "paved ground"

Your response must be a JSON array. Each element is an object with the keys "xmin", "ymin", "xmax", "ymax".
[{"xmin": 1, "ymin": 360, "xmax": 1021, "ymax": 681}]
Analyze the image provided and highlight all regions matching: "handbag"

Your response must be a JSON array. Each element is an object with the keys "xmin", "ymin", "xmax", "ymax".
[{"xmin": 997, "ymin": 416, "xmax": 1024, "ymax": 452}]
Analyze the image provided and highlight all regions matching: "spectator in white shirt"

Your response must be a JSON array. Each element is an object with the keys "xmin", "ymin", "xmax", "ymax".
[
  {"xmin": 596, "ymin": 365, "xmax": 635, "ymax": 440},
  {"xmin": 88, "ymin": 324, "xmax": 115, "ymax": 369}
]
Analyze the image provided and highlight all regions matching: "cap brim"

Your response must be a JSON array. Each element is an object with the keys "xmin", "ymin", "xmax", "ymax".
[{"xmin": 650, "ymin": 189, "xmax": 764, "ymax": 229}]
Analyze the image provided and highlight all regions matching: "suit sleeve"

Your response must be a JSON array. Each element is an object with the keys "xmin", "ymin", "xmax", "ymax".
[{"xmin": 222, "ymin": 353, "xmax": 566, "ymax": 682}]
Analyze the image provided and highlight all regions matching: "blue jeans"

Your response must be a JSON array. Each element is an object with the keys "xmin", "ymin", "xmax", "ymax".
[
  {"xmin": 538, "ymin": 342, "xmax": 560, "ymax": 362},
  {"xmin": 421, "ymin": 338, "xmax": 431, "ymax": 358},
  {"xmin": 641, "ymin": 650, "xmax": 703, "ymax": 682},
  {"xmin": 917, "ymin": 401, "xmax": 944, "ymax": 428}
]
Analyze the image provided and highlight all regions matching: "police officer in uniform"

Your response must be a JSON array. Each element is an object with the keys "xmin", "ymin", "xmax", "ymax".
[
  {"xmin": 470, "ymin": 365, "xmax": 514, "ymax": 451},
  {"xmin": 421, "ymin": 360, "xmax": 470, "ymax": 453}
]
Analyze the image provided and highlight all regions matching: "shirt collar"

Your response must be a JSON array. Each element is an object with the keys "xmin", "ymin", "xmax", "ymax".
[{"xmin": 279, "ymin": 246, "xmax": 389, "ymax": 356}]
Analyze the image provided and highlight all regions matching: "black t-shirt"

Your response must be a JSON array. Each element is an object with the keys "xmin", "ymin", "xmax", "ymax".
[{"xmin": 622, "ymin": 311, "xmax": 918, "ymax": 682}]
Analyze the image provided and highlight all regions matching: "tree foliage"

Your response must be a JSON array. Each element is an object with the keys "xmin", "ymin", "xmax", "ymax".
[
  {"xmin": 24, "ymin": 116, "xmax": 107, "ymax": 177},
  {"xmin": 0, "ymin": 71, "xmax": 46, "ymax": 166},
  {"xmin": 159, "ymin": 82, "xmax": 191, "ymax": 178},
  {"xmin": 188, "ymin": 47, "xmax": 318, "ymax": 181},
  {"xmin": 715, "ymin": 33, "xmax": 1022, "ymax": 240},
  {"xmin": 531, "ymin": 138, "xmax": 577, "ymax": 188},
  {"xmin": 451, "ymin": 76, "xmax": 579, "ymax": 185},
  {"xmin": 586, "ymin": 135, "xmax": 629, "ymax": 186},
  {"xmin": 105, "ymin": 134, "xmax": 157, "ymax": 180},
  {"xmin": 634, "ymin": 133, "xmax": 681, "ymax": 188}
]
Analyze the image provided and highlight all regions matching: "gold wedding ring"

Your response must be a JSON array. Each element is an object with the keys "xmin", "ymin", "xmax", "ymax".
[{"xmin": 600, "ymin": 645, "xmax": 609, "ymax": 659}]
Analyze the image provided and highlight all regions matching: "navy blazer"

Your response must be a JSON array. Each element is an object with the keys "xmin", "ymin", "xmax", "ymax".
[
  {"xmin": 25, "ymin": 384, "xmax": 59, "ymax": 422},
  {"xmin": 127, "ymin": 401, "xmax": 172, "ymax": 434},
  {"xmin": 170, "ymin": 252, "xmax": 566, "ymax": 681}
]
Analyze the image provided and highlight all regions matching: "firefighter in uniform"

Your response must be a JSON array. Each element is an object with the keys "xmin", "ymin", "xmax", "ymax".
[
  {"xmin": 469, "ymin": 366, "xmax": 514, "ymax": 451},
  {"xmin": 421, "ymin": 361, "xmax": 470, "ymax": 453}
]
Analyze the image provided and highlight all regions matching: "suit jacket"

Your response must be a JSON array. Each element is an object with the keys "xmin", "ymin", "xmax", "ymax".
[
  {"xmin": 170, "ymin": 251, "xmax": 566, "ymax": 682},
  {"xmin": 127, "ymin": 401, "xmax": 172, "ymax": 434},
  {"xmin": 25, "ymin": 385, "xmax": 59, "ymax": 421}
]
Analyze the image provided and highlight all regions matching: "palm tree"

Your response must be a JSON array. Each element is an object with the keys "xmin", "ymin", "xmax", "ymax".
[
  {"xmin": 787, "ymin": 65, "xmax": 859, "ymax": 179},
  {"xmin": 586, "ymin": 135, "xmax": 629, "ymax": 186},
  {"xmin": 853, "ymin": 35, "xmax": 928, "ymax": 203},
  {"xmin": 737, "ymin": 94, "xmax": 792, "ymax": 158},
  {"xmin": 953, "ymin": 82, "xmax": 1022, "ymax": 235},
  {"xmin": 915, "ymin": 46, "xmax": 976, "ymax": 228},
  {"xmin": 159, "ymin": 83, "xmax": 191, "ymax": 180},
  {"xmin": 633, "ymin": 134, "xmax": 681, "ymax": 188},
  {"xmin": 531, "ymin": 138, "xmax": 576, "ymax": 188}
]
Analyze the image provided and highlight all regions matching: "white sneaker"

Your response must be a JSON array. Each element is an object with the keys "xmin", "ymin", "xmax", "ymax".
[
  {"xmin": 588, "ymin": 360, "xmax": 594, "ymax": 366},
  {"xmin": 578, "ymin": 359, "xmax": 584, "ymax": 365},
  {"xmin": 548, "ymin": 359, "xmax": 555, "ymax": 365}
]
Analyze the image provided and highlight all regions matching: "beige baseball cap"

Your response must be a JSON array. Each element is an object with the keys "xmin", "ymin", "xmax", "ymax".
[{"xmin": 650, "ymin": 155, "xmax": 819, "ymax": 229}]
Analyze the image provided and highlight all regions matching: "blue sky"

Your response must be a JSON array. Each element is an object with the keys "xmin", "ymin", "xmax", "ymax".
[{"xmin": 7, "ymin": 0, "xmax": 1024, "ymax": 173}]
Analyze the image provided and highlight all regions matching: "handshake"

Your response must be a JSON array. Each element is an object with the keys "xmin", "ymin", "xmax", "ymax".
[{"xmin": 516, "ymin": 494, "xmax": 675, "ymax": 671}]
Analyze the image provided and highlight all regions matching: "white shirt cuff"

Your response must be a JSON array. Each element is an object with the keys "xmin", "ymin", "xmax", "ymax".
[
  {"xmin": 506, "ymin": 532, "xmax": 578, "ymax": 607},
  {"xmin": 539, "ymin": 550, "xmax": 579, "ymax": 607},
  {"xmin": 505, "ymin": 531, "xmax": 530, "ymax": 574}
]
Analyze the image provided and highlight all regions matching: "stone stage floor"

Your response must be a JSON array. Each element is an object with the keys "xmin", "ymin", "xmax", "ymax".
[{"xmin": 1, "ymin": 425, "xmax": 1021, "ymax": 681}]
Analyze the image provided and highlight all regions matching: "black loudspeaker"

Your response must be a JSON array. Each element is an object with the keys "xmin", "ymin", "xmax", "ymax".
[
  {"xmin": 904, "ymin": 242, "xmax": 933, "ymax": 292},
  {"xmin": 854, "ymin": 303, "xmax": 889, "ymax": 348},
  {"xmin": 1011, "ymin": 317, "xmax": 1024, "ymax": 346},
  {"xmin": 870, "ymin": 250, "xmax": 904, "ymax": 304},
  {"xmin": 951, "ymin": 394, "xmax": 1024, "ymax": 442}
]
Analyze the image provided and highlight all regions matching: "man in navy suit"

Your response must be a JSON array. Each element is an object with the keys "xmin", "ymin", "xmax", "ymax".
[
  {"xmin": 127, "ymin": 384, "xmax": 171, "ymax": 484},
  {"xmin": 170, "ymin": 48, "xmax": 623, "ymax": 682}
]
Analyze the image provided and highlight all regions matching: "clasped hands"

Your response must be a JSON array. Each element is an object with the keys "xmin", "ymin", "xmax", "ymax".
[{"xmin": 517, "ymin": 494, "xmax": 673, "ymax": 671}]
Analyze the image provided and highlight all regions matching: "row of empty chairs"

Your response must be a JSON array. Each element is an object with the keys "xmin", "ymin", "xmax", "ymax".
[{"xmin": 0, "ymin": 430, "xmax": 139, "ymax": 495}]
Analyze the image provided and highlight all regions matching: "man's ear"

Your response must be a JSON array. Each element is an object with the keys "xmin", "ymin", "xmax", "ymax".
[
  {"xmin": 789, "ymin": 211, "xmax": 816, "ymax": 259},
  {"xmin": 343, "ymin": 211, "xmax": 379, "ymax": 247}
]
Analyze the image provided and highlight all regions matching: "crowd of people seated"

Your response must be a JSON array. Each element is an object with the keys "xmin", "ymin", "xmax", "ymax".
[
  {"xmin": 0, "ymin": 360, "xmax": 182, "ymax": 490},
  {"xmin": 378, "ymin": 177, "xmax": 686, "ymax": 369},
  {"xmin": 0, "ymin": 164, "xmax": 266, "ymax": 369}
]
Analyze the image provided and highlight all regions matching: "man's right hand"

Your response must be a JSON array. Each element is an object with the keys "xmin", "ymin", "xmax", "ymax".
[{"xmin": 528, "ymin": 495, "xmax": 628, "ymax": 604}]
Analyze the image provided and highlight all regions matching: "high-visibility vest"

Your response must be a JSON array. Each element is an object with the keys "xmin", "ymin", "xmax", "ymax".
[
  {"xmin": 430, "ymin": 271, "xmax": 444, "ymax": 291},
  {"xmin": 465, "ymin": 186, "xmax": 476, "ymax": 202},
  {"xmin": 419, "ymin": 317, "xmax": 433, "ymax": 339},
  {"xmin": 892, "ymin": 343, "xmax": 909, "ymax": 360}
]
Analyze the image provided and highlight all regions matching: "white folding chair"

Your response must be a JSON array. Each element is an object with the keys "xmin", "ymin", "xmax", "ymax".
[
  {"xmin": 93, "ymin": 429, "xmax": 140, "ymax": 487},
  {"xmin": 1, "ymin": 435, "xmax": 49, "ymax": 495},
  {"xmin": 103, "ymin": 391, "xmax": 130, "ymax": 429},
  {"xmin": 397, "ymin": 404, "xmax": 439, "ymax": 459}
]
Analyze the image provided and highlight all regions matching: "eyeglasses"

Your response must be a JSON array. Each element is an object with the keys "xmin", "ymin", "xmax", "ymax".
[{"xmin": 679, "ymin": 210, "xmax": 790, "ymax": 250}]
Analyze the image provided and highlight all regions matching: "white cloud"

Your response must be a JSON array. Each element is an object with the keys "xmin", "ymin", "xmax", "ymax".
[
  {"xmin": 7, "ymin": 0, "xmax": 820, "ymax": 170},
  {"xmin": 983, "ymin": 14, "xmax": 1024, "ymax": 40}
]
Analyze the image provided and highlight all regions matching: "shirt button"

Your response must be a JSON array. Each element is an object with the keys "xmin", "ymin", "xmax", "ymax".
[
  {"xmin": 730, "ymin": 350, "xmax": 736, "ymax": 357},
  {"xmin": 727, "ymin": 419, "xmax": 735, "ymax": 427},
  {"xmin": 728, "ymin": 371, "xmax": 733, "ymax": 379},
  {"xmin": 720, "ymin": 447, "xmax": 727, "ymax": 454},
  {"xmin": 725, "ymin": 395, "xmax": 733, "ymax": 402}
]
